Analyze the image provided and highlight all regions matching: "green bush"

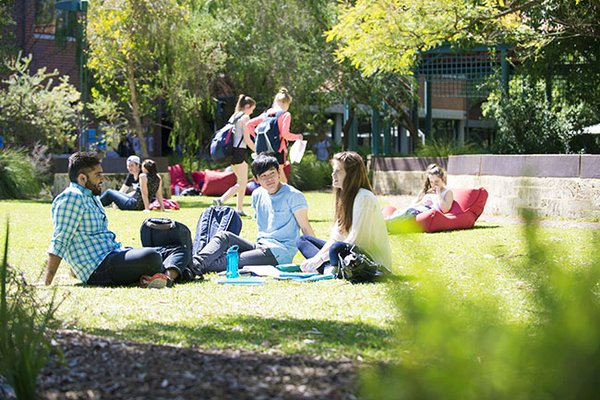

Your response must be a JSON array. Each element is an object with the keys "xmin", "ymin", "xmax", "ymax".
[
  {"xmin": 482, "ymin": 76, "xmax": 580, "ymax": 154},
  {"xmin": 288, "ymin": 152, "xmax": 332, "ymax": 191},
  {"xmin": 0, "ymin": 223, "xmax": 61, "ymax": 399},
  {"xmin": 415, "ymin": 137, "xmax": 481, "ymax": 157},
  {"xmin": 0, "ymin": 148, "xmax": 42, "ymax": 199},
  {"xmin": 361, "ymin": 209, "xmax": 600, "ymax": 399},
  {"xmin": 0, "ymin": 53, "xmax": 81, "ymax": 151}
]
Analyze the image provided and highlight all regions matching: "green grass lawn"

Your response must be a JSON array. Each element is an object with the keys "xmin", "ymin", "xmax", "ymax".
[{"xmin": 1, "ymin": 193, "xmax": 598, "ymax": 362}]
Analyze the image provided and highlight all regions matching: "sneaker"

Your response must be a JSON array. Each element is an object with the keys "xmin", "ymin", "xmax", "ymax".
[
  {"xmin": 212, "ymin": 198, "xmax": 224, "ymax": 206},
  {"xmin": 236, "ymin": 210, "xmax": 248, "ymax": 217},
  {"xmin": 139, "ymin": 273, "xmax": 170, "ymax": 289}
]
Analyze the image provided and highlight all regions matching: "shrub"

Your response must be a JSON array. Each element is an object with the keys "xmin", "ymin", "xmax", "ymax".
[
  {"xmin": 288, "ymin": 152, "xmax": 332, "ymax": 191},
  {"xmin": 0, "ymin": 148, "xmax": 42, "ymax": 199},
  {"xmin": 415, "ymin": 137, "xmax": 481, "ymax": 157},
  {"xmin": 360, "ymin": 209, "xmax": 600, "ymax": 399},
  {"xmin": 0, "ymin": 223, "xmax": 61, "ymax": 399},
  {"xmin": 0, "ymin": 53, "xmax": 81, "ymax": 152},
  {"xmin": 482, "ymin": 76, "xmax": 580, "ymax": 154}
]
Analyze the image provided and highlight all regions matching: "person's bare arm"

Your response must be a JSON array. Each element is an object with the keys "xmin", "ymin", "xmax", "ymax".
[
  {"xmin": 438, "ymin": 189, "xmax": 454, "ymax": 213},
  {"xmin": 140, "ymin": 174, "xmax": 151, "ymax": 211},
  {"xmin": 156, "ymin": 177, "xmax": 165, "ymax": 211},
  {"xmin": 293, "ymin": 208, "xmax": 315, "ymax": 237},
  {"xmin": 44, "ymin": 253, "xmax": 62, "ymax": 285}
]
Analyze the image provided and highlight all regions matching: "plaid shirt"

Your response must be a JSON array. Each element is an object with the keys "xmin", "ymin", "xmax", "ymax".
[{"xmin": 48, "ymin": 183, "xmax": 121, "ymax": 283}]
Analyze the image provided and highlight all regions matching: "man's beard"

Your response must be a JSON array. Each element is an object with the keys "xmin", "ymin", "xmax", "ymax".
[{"xmin": 85, "ymin": 181, "xmax": 102, "ymax": 196}]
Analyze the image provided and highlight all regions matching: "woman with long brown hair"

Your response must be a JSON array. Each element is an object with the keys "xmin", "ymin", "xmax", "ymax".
[{"xmin": 297, "ymin": 151, "xmax": 392, "ymax": 273}]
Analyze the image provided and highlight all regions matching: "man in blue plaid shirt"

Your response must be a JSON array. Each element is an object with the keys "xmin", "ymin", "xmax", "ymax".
[{"xmin": 45, "ymin": 152, "xmax": 188, "ymax": 288}]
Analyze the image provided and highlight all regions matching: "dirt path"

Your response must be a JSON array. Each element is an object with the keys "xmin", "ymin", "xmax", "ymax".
[{"xmin": 38, "ymin": 330, "xmax": 360, "ymax": 400}]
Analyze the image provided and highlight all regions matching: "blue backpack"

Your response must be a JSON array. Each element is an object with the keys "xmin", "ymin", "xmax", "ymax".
[
  {"xmin": 254, "ymin": 110, "xmax": 285, "ymax": 154},
  {"xmin": 192, "ymin": 206, "xmax": 243, "ymax": 254},
  {"xmin": 210, "ymin": 112, "xmax": 244, "ymax": 161}
]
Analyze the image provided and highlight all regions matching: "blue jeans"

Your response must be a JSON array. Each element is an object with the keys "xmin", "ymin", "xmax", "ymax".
[
  {"xmin": 296, "ymin": 235, "xmax": 357, "ymax": 273},
  {"xmin": 192, "ymin": 231, "xmax": 277, "ymax": 273},
  {"xmin": 100, "ymin": 189, "xmax": 141, "ymax": 210},
  {"xmin": 87, "ymin": 245, "xmax": 191, "ymax": 286}
]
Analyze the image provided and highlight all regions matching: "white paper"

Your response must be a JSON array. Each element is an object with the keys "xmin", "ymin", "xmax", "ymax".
[
  {"xmin": 288, "ymin": 140, "xmax": 307, "ymax": 164},
  {"xmin": 242, "ymin": 264, "xmax": 282, "ymax": 277}
]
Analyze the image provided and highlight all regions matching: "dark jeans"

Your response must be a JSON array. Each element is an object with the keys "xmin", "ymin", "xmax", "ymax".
[
  {"xmin": 192, "ymin": 231, "xmax": 277, "ymax": 273},
  {"xmin": 87, "ymin": 245, "xmax": 191, "ymax": 286},
  {"xmin": 100, "ymin": 189, "xmax": 141, "ymax": 210},
  {"xmin": 297, "ymin": 235, "xmax": 360, "ymax": 273}
]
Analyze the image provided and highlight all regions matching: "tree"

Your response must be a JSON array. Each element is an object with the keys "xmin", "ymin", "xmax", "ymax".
[
  {"xmin": 327, "ymin": 0, "xmax": 600, "ymax": 144},
  {"xmin": 0, "ymin": 54, "xmax": 81, "ymax": 151},
  {"xmin": 88, "ymin": 0, "xmax": 221, "ymax": 156},
  {"xmin": 0, "ymin": 0, "xmax": 16, "ymax": 70}
]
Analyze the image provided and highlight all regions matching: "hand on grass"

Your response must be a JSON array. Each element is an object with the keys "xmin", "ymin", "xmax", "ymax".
[{"xmin": 301, "ymin": 256, "xmax": 322, "ymax": 272}]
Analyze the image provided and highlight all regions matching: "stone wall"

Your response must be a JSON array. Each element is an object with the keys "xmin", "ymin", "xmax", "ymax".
[
  {"xmin": 370, "ymin": 155, "xmax": 600, "ymax": 220},
  {"xmin": 52, "ymin": 173, "xmax": 171, "ymax": 199}
]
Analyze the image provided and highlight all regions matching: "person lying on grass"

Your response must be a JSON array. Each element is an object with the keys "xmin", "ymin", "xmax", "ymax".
[
  {"xmin": 44, "ymin": 151, "xmax": 189, "ymax": 289},
  {"xmin": 192, "ymin": 152, "xmax": 315, "ymax": 274},
  {"xmin": 297, "ymin": 151, "xmax": 392, "ymax": 274}
]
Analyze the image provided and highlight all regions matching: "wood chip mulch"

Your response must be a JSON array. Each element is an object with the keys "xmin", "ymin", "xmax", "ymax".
[{"xmin": 37, "ymin": 330, "xmax": 361, "ymax": 400}]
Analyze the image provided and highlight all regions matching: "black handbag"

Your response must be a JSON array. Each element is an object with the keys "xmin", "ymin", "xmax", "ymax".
[{"xmin": 336, "ymin": 246, "xmax": 391, "ymax": 284}]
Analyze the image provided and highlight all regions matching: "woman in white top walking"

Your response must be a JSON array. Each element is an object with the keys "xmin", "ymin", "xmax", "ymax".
[
  {"xmin": 213, "ymin": 94, "xmax": 256, "ymax": 216},
  {"xmin": 297, "ymin": 151, "xmax": 392, "ymax": 273}
]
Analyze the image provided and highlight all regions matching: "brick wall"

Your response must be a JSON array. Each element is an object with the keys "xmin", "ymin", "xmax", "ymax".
[{"xmin": 14, "ymin": 0, "xmax": 80, "ymax": 89}]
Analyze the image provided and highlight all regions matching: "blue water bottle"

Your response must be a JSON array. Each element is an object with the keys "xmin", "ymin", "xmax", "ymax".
[{"xmin": 226, "ymin": 245, "xmax": 240, "ymax": 278}]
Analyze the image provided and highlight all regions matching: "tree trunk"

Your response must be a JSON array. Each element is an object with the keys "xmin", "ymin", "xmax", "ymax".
[{"xmin": 126, "ymin": 59, "xmax": 149, "ymax": 158}]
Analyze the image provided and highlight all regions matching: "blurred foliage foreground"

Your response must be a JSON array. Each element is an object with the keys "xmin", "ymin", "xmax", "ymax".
[{"xmin": 361, "ymin": 209, "xmax": 600, "ymax": 399}]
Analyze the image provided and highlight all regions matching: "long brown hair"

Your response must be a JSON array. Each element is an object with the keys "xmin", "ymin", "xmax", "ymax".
[
  {"xmin": 333, "ymin": 151, "xmax": 373, "ymax": 234},
  {"xmin": 235, "ymin": 94, "xmax": 256, "ymax": 113},
  {"xmin": 417, "ymin": 163, "xmax": 447, "ymax": 200}
]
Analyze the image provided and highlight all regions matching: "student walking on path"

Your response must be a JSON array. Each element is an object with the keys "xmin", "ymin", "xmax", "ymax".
[
  {"xmin": 246, "ymin": 88, "xmax": 303, "ymax": 183},
  {"xmin": 212, "ymin": 95, "xmax": 256, "ymax": 217}
]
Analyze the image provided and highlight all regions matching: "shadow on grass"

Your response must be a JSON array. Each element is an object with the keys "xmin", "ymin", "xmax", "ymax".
[{"xmin": 87, "ymin": 315, "xmax": 392, "ymax": 358}]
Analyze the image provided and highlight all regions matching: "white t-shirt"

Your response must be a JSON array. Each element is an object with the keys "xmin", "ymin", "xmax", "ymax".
[{"xmin": 330, "ymin": 188, "xmax": 392, "ymax": 269}]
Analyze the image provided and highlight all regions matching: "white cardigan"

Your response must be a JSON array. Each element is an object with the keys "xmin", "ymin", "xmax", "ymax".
[{"xmin": 331, "ymin": 188, "xmax": 392, "ymax": 269}]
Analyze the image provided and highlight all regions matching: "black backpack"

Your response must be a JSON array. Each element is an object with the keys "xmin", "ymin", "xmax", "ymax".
[
  {"xmin": 140, "ymin": 217, "xmax": 196, "ymax": 281},
  {"xmin": 254, "ymin": 110, "xmax": 285, "ymax": 154},
  {"xmin": 336, "ymin": 246, "xmax": 391, "ymax": 284}
]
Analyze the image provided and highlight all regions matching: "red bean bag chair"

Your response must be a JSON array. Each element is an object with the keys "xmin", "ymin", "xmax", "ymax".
[
  {"xmin": 168, "ymin": 164, "xmax": 194, "ymax": 195},
  {"xmin": 386, "ymin": 188, "xmax": 488, "ymax": 233},
  {"xmin": 190, "ymin": 171, "xmax": 205, "ymax": 189},
  {"xmin": 201, "ymin": 169, "xmax": 237, "ymax": 196}
]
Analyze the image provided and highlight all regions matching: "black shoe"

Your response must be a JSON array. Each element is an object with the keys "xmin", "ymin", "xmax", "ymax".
[{"xmin": 236, "ymin": 210, "xmax": 248, "ymax": 217}]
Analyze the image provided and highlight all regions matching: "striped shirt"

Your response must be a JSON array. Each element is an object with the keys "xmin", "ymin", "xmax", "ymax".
[{"xmin": 48, "ymin": 183, "xmax": 122, "ymax": 283}]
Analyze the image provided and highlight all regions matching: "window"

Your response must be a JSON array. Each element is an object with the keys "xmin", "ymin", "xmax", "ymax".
[{"xmin": 34, "ymin": 0, "xmax": 78, "ymax": 37}]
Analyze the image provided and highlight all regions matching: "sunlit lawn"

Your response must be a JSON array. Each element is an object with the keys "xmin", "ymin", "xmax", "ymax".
[{"xmin": 1, "ymin": 193, "xmax": 598, "ymax": 361}]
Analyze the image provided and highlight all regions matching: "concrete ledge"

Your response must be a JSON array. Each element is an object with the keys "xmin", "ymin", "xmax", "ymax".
[
  {"xmin": 582, "ymin": 155, "xmax": 600, "ymax": 178},
  {"xmin": 50, "ymin": 156, "xmax": 169, "ymax": 174},
  {"xmin": 371, "ymin": 154, "xmax": 600, "ymax": 219},
  {"xmin": 370, "ymin": 156, "xmax": 448, "ymax": 172},
  {"xmin": 52, "ymin": 173, "xmax": 171, "ymax": 199}
]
